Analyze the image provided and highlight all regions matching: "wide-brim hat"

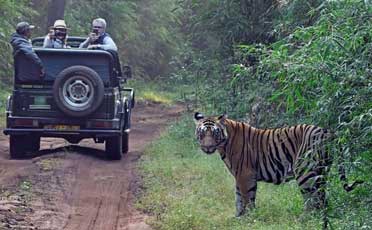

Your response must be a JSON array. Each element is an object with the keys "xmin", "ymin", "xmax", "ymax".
[{"xmin": 52, "ymin": 19, "xmax": 69, "ymax": 30}]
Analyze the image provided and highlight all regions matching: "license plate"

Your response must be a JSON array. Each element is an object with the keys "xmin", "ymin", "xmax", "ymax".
[{"xmin": 44, "ymin": 125, "xmax": 80, "ymax": 131}]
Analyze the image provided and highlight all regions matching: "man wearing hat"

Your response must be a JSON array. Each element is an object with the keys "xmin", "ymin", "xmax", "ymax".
[
  {"xmin": 43, "ymin": 19, "xmax": 69, "ymax": 48},
  {"xmin": 10, "ymin": 21, "xmax": 44, "ymax": 78}
]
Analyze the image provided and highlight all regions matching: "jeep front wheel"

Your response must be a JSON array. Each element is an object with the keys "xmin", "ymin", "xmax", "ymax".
[{"xmin": 53, "ymin": 65, "xmax": 104, "ymax": 117}]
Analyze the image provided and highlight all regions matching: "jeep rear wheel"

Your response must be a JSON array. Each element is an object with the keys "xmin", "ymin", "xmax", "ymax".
[
  {"xmin": 28, "ymin": 135, "xmax": 40, "ymax": 152},
  {"xmin": 105, "ymin": 135, "xmax": 122, "ymax": 160},
  {"xmin": 9, "ymin": 135, "xmax": 27, "ymax": 159},
  {"xmin": 53, "ymin": 65, "xmax": 104, "ymax": 117}
]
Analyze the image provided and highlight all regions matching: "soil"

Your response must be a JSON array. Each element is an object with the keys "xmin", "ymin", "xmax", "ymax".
[{"xmin": 0, "ymin": 101, "xmax": 184, "ymax": 230}]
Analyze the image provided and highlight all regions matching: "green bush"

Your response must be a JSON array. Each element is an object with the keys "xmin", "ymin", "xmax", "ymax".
[
  {"xmin": 173, "ymin": 0, "xmax": 371, "ymax": 227},
  {"xmin": 242, "ymin": 1, "xmax": 371, "ymax": 226}
]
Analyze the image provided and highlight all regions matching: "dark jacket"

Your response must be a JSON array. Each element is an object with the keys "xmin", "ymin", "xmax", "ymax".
[
  {"xmin": 91, "ymin": 33, "xmax": 109, "ymax": 45},
  {"xmin": 79, "ymin": 32, "xmax": 117, "ymax": 51},
  {"xmin": 10, "ymin": 32, "xmax": 43, "ymax": 68},
  {"xmin": 10, "ymin": 33, "xmax": 44, "ymax": 82}
]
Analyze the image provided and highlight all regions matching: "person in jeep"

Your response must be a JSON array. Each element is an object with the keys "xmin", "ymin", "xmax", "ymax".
[
  {"xmin": 79, "ymin": 18, "xmax": 117, "ymax": 51},
  {"xmin": 10, "ymin": 21, "xmax": 44, "ymax": 80},
  {"xmin": 43, "ymin": 19, "xmax": 69, "ymax": 48}
]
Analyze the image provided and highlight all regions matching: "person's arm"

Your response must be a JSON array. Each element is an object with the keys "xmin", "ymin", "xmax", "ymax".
[
  {"xmin": 100, "ymin": 36, "xmax": 118, "ymax": 51},
  {"xmin": 79, "ymin": 37, "xmax": 91, "ymax": 48},
  {"xmin": 43, "ymin": 35, "xmax": 53, "ymax": 48},
  {"xmin": 19, "ymin": 41, "xmax": 43, "ymax": 68}
]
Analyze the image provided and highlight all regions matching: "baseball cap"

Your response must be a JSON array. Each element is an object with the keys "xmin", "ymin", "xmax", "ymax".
[{"xmin": 16, "ymin": 22, "xmax": 35, "ymax": 34}]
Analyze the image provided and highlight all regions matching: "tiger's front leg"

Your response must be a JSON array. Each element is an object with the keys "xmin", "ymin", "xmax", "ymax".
[
  {"xmin": 235, "ymin": 186, "xmax": 245, "ymax": 217},
  {"xmin": 235, "ymin": 175, "xmax": 257, "ymax": 217}
]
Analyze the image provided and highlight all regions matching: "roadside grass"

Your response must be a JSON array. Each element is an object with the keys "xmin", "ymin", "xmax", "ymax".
[
  {"xmin": 141, "ymin": 91, "xmax": 173, "ymax": 105},
  {"xmin": 138, "ymin": 116, "xmax": 323, "ymax": 230},
  {"xmin": 126, "ymin": 79, "xmax": 192, "ymax": 105},
  {"xmin": 127, "ymin": 79, "xmax": 175, "ymax": 105}
]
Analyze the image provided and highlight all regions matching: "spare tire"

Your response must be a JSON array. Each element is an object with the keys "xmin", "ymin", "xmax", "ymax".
[{"xmin": 53, "ymin": 66, "xmax": 104, "ymax": 117}]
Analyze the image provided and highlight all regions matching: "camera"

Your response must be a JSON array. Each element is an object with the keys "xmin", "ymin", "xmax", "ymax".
[
  {"xmin": 55, "ymin": 30, "xmax": 66, "ymax": 37},
  {"xmin": 92, "ymin": 28, "xmax": 99, "ymax": 35}
]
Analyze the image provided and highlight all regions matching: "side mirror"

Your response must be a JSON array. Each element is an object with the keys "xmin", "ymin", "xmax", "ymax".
[{"xmin": 123, "ymin": 66, "xmax": 132, "ymax": 79}]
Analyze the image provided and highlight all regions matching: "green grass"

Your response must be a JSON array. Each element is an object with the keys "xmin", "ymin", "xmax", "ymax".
[
  {"xmin": 126, "ymin": 78, "xmax": 193, "ymax": 105},
  {"xmin": 141, "ymin": 91, "xmax": 173, "ymax": 105},
  {"xmin": 138, "ymin": 116, "xmax": 325, "ymax": 230}
]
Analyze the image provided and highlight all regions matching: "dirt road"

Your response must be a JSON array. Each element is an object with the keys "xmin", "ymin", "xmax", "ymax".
[{"xmin": 0, "ymin": 102, "xmax": 183, "ymax": 230}]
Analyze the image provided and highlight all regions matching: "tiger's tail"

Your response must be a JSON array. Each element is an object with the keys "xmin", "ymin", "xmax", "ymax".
[
  {"xmin": 338, "ymin": 145, "xmax": 364, "ymax": 192},
  {"xmin": 325, "ymin": 129, "xmax": 363, "ymax": 192},
  {"xmin": 338, "ymin": 164, "xmax": 364, "ymax": 192}
]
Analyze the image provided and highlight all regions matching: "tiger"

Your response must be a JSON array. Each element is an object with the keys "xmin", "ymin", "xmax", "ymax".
[{"xmin": 194, "ymin": 112, "xmax": 363, "ymax": 217}]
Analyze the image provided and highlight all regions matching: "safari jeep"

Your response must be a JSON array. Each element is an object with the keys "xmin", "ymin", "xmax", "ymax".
[{"xmin": 3, "ymin": 37, "xmax": 135, "ymax": 160}]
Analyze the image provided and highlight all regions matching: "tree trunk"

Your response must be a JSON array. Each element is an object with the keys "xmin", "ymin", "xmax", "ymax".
[{"xmin": 46, "ymin": 0, "xmax": 66, "ymax": 32}]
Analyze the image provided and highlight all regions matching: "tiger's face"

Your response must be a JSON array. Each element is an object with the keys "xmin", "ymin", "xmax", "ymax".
[{"xmin": 194, "ymin": 112, "xmax": 228, "ymax": 154}]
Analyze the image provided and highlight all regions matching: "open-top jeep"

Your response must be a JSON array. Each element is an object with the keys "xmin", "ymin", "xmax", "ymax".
[{"xmin": 3, "ymin": 36, "xmax": 135, "ymax": 160}]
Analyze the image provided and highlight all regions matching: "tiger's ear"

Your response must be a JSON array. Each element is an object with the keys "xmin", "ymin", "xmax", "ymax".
[
  {"xmin": 194, "ymin": 112, "xmax": 204, "ymax": 122},
  {"xmin": 218, "ymin": 114, "xmax": 227, "ymax": 125}
]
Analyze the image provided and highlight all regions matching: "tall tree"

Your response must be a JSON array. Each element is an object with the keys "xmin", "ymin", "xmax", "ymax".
[{"xmin": 46, "ymin": 0, "xmax": 66, "ymax": 32}]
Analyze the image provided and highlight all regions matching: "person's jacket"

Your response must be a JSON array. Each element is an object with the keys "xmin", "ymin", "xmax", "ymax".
[
  {"xmin": 43, "ymin": 35, "xmax": 68, "ymax": 48},
  {"xmin": 10, "ymin": 32, "xmax": 43, "ymax": 68},
  {"xmin": 79, "ymin": 32, "xmax": 117, "ymax": 51}
]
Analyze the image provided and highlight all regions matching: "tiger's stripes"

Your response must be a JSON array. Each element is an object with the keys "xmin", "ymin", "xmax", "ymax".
[{"xmin": 194, "ymin": 112, "xmax": 361, "ymax": 217}]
